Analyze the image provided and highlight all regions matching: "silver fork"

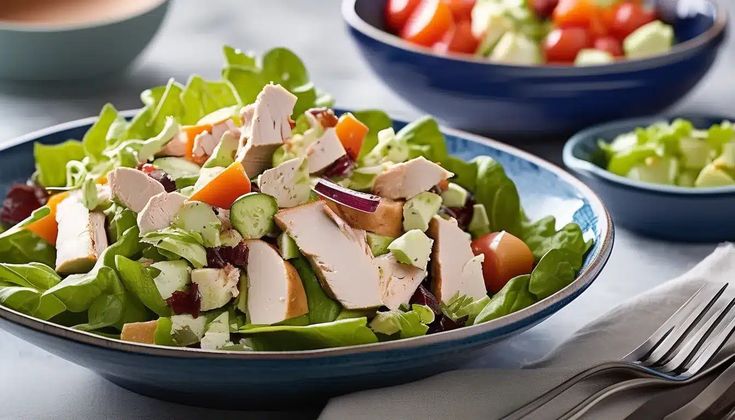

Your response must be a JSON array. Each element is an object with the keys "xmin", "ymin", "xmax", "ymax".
[{"xmin": 503, "ymin": 282, "xmax": 734, "ymax": 420}]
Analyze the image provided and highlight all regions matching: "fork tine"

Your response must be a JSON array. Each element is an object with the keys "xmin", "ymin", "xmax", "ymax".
[
  {"xmin": 639, "ymin": 283, "xmax": 728, "ymax": 365},
  {"xmin": 625, "ymin": 283, "xmax": 726, "ymax": 361},
  {"xmin": 656, "ymin": 295, "xmax": 735, "ymax": 373},
  {"xmin": 682, "ymin": 298, "xmax": 735, "ymax": 375}
]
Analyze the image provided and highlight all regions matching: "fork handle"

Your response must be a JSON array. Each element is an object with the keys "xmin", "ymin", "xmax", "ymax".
[
  {"xmin": 666, "ymin": 359, "xmax": 735, "ymax": 420},
  {"xmin": 500, "ymin": 362, "xmax": 650, "ymax": 420},
  {"xmin": 557, "ymin": 377, "xmax": 667, "ymax": 420}
]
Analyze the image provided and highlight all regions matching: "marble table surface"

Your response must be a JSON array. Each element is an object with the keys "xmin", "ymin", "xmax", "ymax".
[{"xmin": 0, "ymin": 1, "xmax": 732, "ymax": 418}]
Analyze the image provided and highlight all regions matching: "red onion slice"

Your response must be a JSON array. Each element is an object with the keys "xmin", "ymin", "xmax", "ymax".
[{"xmin": 313, "ymin": 178, "xmax": 380, "ymax": 213}]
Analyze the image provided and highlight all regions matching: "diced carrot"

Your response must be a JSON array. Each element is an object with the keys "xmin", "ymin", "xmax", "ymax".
[
  {"xmin": 335, "ymin": 113, "xmax": 369, "ymax": 160},
  {"xmin": 96, "ymin": 175, "xmax": 107, "ymax": 184},
  {"xmin": 120, "ymin": 320, "xmax": 158, "ymax": 344},
  {"xmin": 25, "ymin": 191, "xmax": 69, "ymax": 245},
  {"xmin": 189, "ymin": 161, "xmax": 251, "ymax": 209},
  {"xmin": 182, "ymin": 124, "xmax": 213, "ymax": 163}
]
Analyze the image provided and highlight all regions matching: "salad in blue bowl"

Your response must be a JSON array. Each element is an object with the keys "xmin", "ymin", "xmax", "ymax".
[{"xmin": 0, "ymin": 46, "xmax": 612, "ymax": 405}]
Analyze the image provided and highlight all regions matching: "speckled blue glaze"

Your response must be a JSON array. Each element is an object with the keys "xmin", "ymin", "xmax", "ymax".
[
  {"xmin": 0, "ymin": 112, "xmax": 613, "ymax": 408},
  {"xmin": 565, "ymin": 114, "xmax": 735, "ymax": 242},
  {"xmin": 342, "ymin": 0, "xmax": 728, "ymax": 139}
]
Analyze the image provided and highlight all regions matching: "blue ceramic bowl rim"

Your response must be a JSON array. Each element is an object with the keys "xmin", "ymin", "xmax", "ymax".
[
  {"xmin": 0, "ymin": 0, "xmax": 168, "ymax": 32},
  {"xmin": 342, "ymin": 0, "xmax": 728, "ymax": 75},
  {"xmin": 564, "ymin": 113, "xmax": 735, "ymax": 197},
  {"xmin": 0, "ymin": 110, "xmax": 613, "ymax": 360}
]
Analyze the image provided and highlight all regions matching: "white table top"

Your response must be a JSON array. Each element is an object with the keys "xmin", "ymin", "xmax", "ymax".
[{"xmin": 0, "ymin": 1, "xmax": 732, "ymax": 418}]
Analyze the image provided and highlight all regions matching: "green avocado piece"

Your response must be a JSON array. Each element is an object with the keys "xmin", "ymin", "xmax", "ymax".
[
  {"xmin": 361, "ymin": 128, "xmax": 410, "ymax": 166},
  {"xmin": 278, "ymin": 233, "xmax": 301, "ymax": 260},
  {"xmin": 366, "ymin": 232, "xmax": 395, "ymax": 257},
  {"xmin": 490, "ymin": 32, "xmax": 541, "ymax": 65},
  {"xmin": 695, "ymin": 164, "xmax": 735, "ymax": 188},
  {"xmin": 676, "ymin": 169, "xmax": 700, "ymax": 187},
  {"xmin": 441, "ymin": 183, "xmax": 468, "ymax": 208},
  {"xmin": 403, "ymin": 192, "xmax": 442, "ymax": 232},
  {"xmin": 624, "ymin": 20, "xmax": 674, "ymax": 59},
  {"xmin": 151, "ymin": 260, "xmax": 191, "ymax": 300},
  {"xmin": 170, "ymin": 314, "xmax": 207, "ymax": 346},
  {"xmin": 173, "ymin": 201, "xmax": 222, "ymax": 247},
  {"xmin": 388, "ymin": 230, "xmax": 434, "ymax": 270},
  {"xmin": 714, "ymin": 142, "xmax": 735, "ymax": 170},
  {"xmin": 627, "ymin": 156, "xmax": 678, "ymax": 185}
]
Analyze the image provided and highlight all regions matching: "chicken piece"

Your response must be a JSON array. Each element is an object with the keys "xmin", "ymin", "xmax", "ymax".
[
  {"xmin": 108, "ymin": 167, "xmax": 166, "ymax": 213},
  {"xmin": 323, "ymin": 197, "xmax": 404, "ymax": 238},
  {"xmin": 375, "ymin": 254, "xmax": 427, "ymax": 310},
  {"xmin": 137, "ymin": 192, "xmax": 187, "ymax": 234},
  {"xmin": 372, "ymin": 157, "xmax": 453, "ymax": 200}
]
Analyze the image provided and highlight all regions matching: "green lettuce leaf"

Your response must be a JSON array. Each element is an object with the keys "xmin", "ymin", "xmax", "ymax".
[
  {"xmin": 34, "ymin": 140, "xmax": 85, "ymax": 187},
  {"xmin": 528, "ymin": 248, "xmax": 583, "ymax": 300},
  {"xmin": 180, "ymin": 75, "xmax": 240, "ymax": 125},
  {"xmin": 83, "ymin": 103, "xmax": 126, "ymax": 162},
  {"xmin": 441, "ymin": 294, "xmax": 491, "ymax": 324},
  {"xmin": 474, "ymin": 274, "xmax": 537, "ymax": 324},
  {"xmin": 115, "ymin": 256, "xmax": 170, "ymax": 317},
  {"xmin": 0, "ymin": 207, "xmax": 55, "ymax": 266},
  {"xmin": 291, "ymin": 257, "xmax": 340, "ymax": 324},
  {"xmin": 395, "ymin": 116, "xmax": 448, "ymax": 163},
  {"xmin": 352, "ymin": 110, "xmax": 392, "ymax": 159},
  {"xmin": 369, "ymin": 304, "xmax": 435, "ymax": 339},
  {"xmin": 240, "ymin": 317, "xmax": 378, "ymax": 350},
  {"xmin": 141, "ymin": 228, "xmax": 207, "ymax": 268},
  {"xmin": 0, "ymin": 262, "xmax": 66, "ymax": 320},
  {"xmin": 521, "ymin": 217, "xmax": 588, "ymax": 262},
  {"xmin": 472, "ymin": 156, "xmax": 522, "ymax": 236}
]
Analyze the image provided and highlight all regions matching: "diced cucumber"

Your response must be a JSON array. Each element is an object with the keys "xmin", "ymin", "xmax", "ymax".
[
  {"xmin": 153, "ymin": 157, "xmax": 201, "ymax": 179},
  {"xmin": 230, "ymin": 193, "xmax": 278, "ymax": 239},
  {"xmin": 469, "ymin": 204, "xmax": 490, "ymax": 238},
  {"xmin": 278, "ymin": 233, "xmax": 301, "ymax": 260}
]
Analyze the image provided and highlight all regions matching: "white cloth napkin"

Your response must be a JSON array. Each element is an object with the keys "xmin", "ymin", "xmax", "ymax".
[{"xmin": 320, "ymin": 243, "xmax": 735, "ymax": 420}]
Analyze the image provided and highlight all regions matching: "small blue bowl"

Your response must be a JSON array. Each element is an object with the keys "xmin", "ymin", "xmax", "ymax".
[
  {"xmin": 564, "ymin": 114, "xmax": 735, "ymax": 242},
  {"xmin": 0, "ymin": 111, "xmax": 613, "ymax": 408},
  {"xmin": 342, "ymin": 0, "xmax": 728, "ymax": 139}
]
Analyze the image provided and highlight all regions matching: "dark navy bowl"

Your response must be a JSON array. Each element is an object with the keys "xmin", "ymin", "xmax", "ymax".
[
  {"xmin": 342, "ymin": 0, "xmax": 728, "ymax": 139},
  {"xmin": 0, "ymin": 112, "xmax": 613, "ymax": 408},
  {"xmin": 564, "ymin": 114, "xmax": 735, "ymax": 242}
]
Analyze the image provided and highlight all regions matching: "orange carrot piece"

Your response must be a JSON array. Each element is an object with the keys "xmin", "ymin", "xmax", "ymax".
[
  {"xmin": 182, "ymin": 124, "xmax": 213, "ymax": 163},
  {"xmin": 335, "ymin": 113, "xmax": 369, "ymax": 160},
  {"xmin": 25, "ymin": 191, "xmax": 69, "ymax": 245},
  {"xmin": 189, "ymin": 161, "xmax": 251, "ymax": 209}
]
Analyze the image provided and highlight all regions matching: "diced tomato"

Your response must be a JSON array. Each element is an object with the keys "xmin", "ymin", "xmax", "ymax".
[
  {"xmin": 471, "ymin": 231, "xmax": 534, "ymax": 293},
  {"xmin": 335, "ymin": 113, "xmax": 369, "ymax": 160},
  {"xmin": 544, "ymin": 27, "xmax": 592, "ymax": 63},
  {"xmin": 553, "ymin": 0, "xmax": 597, "ymax": 28},
  {"xmin": 531, "ymin": 0, "xmax": 559, "ymax": 19},
  {"xmin": 594, "ymin": 36, "xmax": 623, "ymax": 56},
  {"xmin": 610, "ymin": 2, "xmax": 655, "ymax": 40},
  {"xmin": 401, "ymin": 0, "xmax": 455, "ymax": 47},
  {"xmin": 386, "ymin": 0, "xmax": 422, "ymax": 32},
  {"xmin": 441, "ymin": 0, "xmax": 475, "ymax": 22},
  {"xmin": 433, "ymin": 20, "xmax": 479, "ymax": 54},
  {"xmin": 588, "ymin": 10, "xmax": 610, "ymax": 39}
]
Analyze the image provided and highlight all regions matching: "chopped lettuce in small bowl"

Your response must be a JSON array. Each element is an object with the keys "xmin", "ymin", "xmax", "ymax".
[{"xmin": 565, "ymin": 115, "xmax": 735, "ymax": 241}]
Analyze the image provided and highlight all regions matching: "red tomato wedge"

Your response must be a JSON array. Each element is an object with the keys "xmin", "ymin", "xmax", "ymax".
[
  {"xmin": 610, "ymin": 2, "xmax": 655, "ymax": 40},
  {"xmin": 335, "ymin": 113, "xmax": 369, "ymax": 160},
  {"xmin": 471, "ymin": 231, "xmax": 534, "ymax": 294},
  {"xmin": 434, "ymin": 20, "xmax": 479, "ymax": 54},
  {"xmin": 401, "ymin": 0, "xmax": 455, "ymax": 47},
  {"xmin": 385, "ymin": 0, "xmax": 422, "ymax": 32},
  {"xmin": 442, "ymin": 0, "xmax": 475, "ymax": 22},
  {"xmin": 544, "ymin": 27, "xmax": 592, "ymax": 63}
]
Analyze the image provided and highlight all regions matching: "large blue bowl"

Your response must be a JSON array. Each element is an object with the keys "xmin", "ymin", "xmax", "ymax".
[
  {"xmin": 564, "ymin": 114, "xmax": 735, "ymax": 242},
  {"xmin": 342, "ymin": 0, "xmax": 728, "ymax": 139},
  {"xmin": 0, "ymin": 112, "xmax": 613, "ymax": 408}
]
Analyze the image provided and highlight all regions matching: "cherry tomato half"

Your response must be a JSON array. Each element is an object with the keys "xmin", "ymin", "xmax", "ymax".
[
  {"xmin": 553, "ymin": 0, "xmax": 597, "ymax": 28},
  {"xmin": 401, "ymin": 0, "xmax": 455, "ymax": 47},
  {"xmin": 434, "ymin": 19, "xmax": 479, "ymax": 54},
  {"xmin": 385, "ymin": 0, "xmax": 422, "ymax": 33},
  {"xmin": 471, "ymin": 231, "xmax": 535, "ymax": 294},
  {"xmin": 594, "ymin": 36, "xmax": 623, "ymax": 56},
  {"xmin": 442, "ymin": 0, "xmax": 475, "ymax": 22},
  {"xmin": 610, "ymin": 2, "xmax": 655, "ymax": 40},
  {"xmin": 544, "ymin": 27, "xmax": 592, "ymax": 63}
]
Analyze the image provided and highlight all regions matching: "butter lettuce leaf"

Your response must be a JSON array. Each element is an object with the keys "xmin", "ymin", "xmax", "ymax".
[
  {"xmin": 474, "ymin": 274, "xmax": 537, "ymax": 324},
  {"xmin": 34, "ymin": 140, "xmax": 85, "ymax": 187},
  {"xmin": 292, "ymin": 257, "xmax": 340, "ymax": 324},
  {"xmin": 240, "ymin": 317, "xmax": 378, "ymax": 350},
  {"xmin": 141, "ymin": 228, "xmax": 207, "ymax": 268},
  {"xmin": 0, "ymin": 207, "xmax": 55, "ymax": 266},
  {"xmin": 369, "ymin": 304, "xmax": 435, "ymax": 339}
]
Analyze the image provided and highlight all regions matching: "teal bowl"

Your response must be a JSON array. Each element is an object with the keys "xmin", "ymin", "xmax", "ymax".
[{"xmin": 0, "ymin": 0, "xmax": 169, "ymax": 80}]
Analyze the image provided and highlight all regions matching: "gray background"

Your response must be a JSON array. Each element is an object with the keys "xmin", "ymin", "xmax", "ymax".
[{"xmin": 0, "ymin": 1, "xmax": 733, "ymax": 418}]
